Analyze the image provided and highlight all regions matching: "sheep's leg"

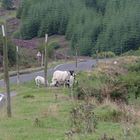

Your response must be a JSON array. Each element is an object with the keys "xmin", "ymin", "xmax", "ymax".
[{"xmin": 35, "ymin": 83, "xmax": 39, "ymax": 88}]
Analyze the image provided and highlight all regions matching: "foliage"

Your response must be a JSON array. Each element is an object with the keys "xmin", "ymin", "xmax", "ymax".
[
  {"xmin": 73, "ymin": 71, "xmax": 129, "ymax": 103},
  {"xmin": 73, "ymin": 72, "xmax": 105, "ymax": 102},
  {"xmin": 119, "ymin": 72, "xmax": 140, "ymax": 99},
  {"xmin": 70, "ymin": 103, "xmax": 97, "ymax": 133},
  {"xmin": 38, "ymin": 41, "xmax": 60, "ymax": 59},
  {"xmin": 92, "ymin": 51, "xmax": 116, "ymax": 59},
  {"xmin": 98, "ymin": 133, "xmax": 115, "ymax": 140},
  {"xmin": 18, "ymin": 47, "xmax": 37, "ymax": 68},
  {"xmin": 0, "ymin": 35, "xmax": 16, "ymax": 66},
  {"xmin": 74, "ymin": 57, "xmax": 140, "ymax": 103},
  {"xmin": 123, "ymin": 48, "xmax": 140, "ymax": 56},
  {"xmin": 18, "ymin": 0, "xmax": 140, "ymax": 56},
  {"xmin": 2, "ymin": 0, "xmax": 13, "ymax": 10},
  {"xmin": 125, "ymin": 60, "xmax": 140, "ymax": 72},
  {"xmin": 95, "ymin": 102, "xmax": 123, "ymax": 122},
  {"xmin": 0, "ymin": 81, "xmax": 140, "ymax": 139}
]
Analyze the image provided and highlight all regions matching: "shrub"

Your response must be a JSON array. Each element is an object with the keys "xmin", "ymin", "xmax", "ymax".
[
  {"xmin": 98, "ymin": 133, "xmax": 115, "ymax": 140},
  {"xmin": 2, "ymin": 0, "xmax": 13, "ymax": 10},
  {"xmin": 38, "ymin": 42, "xmax": 60, "ymax": 59},
  {"xmin": 125, "ymin": 61, "xmax": 140, "ymax": 72},
  {"xmin": 119, "ymin": 72, "xmax": 140, "ymax": 99},
  {"xmin": 19, "ymin": 48, "xmax": 37, "ymax": 68},
  {"xmin": 0, "ymin": 36, "xmax": 16, "ymax": 66},
  {"xmin": 94, "ymin": 100, "xmax": 123, "ymax": 122},
  {"xmin": 73, "ymin": 71, "xmax": 128, "ymax": 103},
  {"xmin": 101, "ymin": 82, "xmax": 128, "ymax": 103},
  {"xmin": 123, "ymin": 48, "xmax": 140, "ymax": 56},
  {"xmin": 73, "ymin": 72, "xmax": 105, "ymax": 102},
  {"xmin": 12, "ymin": 31, "xmax": 21, "ymax": 39},
  {"xmin": 70, "ymin": 103, "xmax": 97, "ymax": 133},
  {"xmin": 23, "ymin": 94, "xmax": 34, "ymax": 99},
  {"xmin": 92, "ymin": 51, "xmax": 116, "ymax": 59}
]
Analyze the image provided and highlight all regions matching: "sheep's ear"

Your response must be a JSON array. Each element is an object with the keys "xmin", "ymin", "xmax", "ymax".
[{"xmin": 69, "ymin": 70, "xmax": 74, "ymax": 75}]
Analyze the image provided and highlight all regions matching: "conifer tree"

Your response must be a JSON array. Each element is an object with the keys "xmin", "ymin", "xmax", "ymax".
[{"xmin": 2, "ymin": 0, "xmax": 13, "ymax": 10}]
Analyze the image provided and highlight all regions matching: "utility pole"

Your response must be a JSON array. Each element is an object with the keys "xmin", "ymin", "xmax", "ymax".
[
  {"xmin": 16, "ymin": 46, "xmax": 20, "ymax": 84},
  {"xmin": 1, "ymin": 24, "xmax": 12, "ymax": 117},
  {"xmin": 41, "ymin": 52, "xmax": 44, "ymax": 67},
  {"xmin": 37, "ymin": 51, "xmax": 41, "ymax": 66},
  {"xmin": 75, "ymin": 46, "xmax": 78, "ymax": 71},
  {"xmin": 105, "ymin": 51, "xmax": 107, "ymax": 65},
  {"xmin": 44, "ymin": 34, "xmax": 48, "ymax": 87},
  {"xmin": 96, "ymin": 49, "xmax": 99, "ymax": 65},
  {"xmin": 121, "ymin": 46, "xmax": 123, "ymax": 56}
]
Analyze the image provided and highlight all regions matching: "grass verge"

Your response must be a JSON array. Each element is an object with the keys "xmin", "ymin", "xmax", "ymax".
[{"xmin": 0, "ymin": 81, "xmax": 140, "ymax": 140}]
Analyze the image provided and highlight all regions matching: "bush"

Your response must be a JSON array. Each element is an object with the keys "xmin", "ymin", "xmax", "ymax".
[
  {"xmin": 70, "ymin": 103, "xmax": 97, "ymax": 133},
  {"xmin": 74, "ymin": 56, "xmax": 140, "ymax": 103},
  {"xmin": 119, "ymin": 72, "xmax": 140, "ymax": 99},
  {"xmin": 2, "ymin": 0, "xmax": 13, "ymax": 10},
  {"xmin": 92, "ymin": 51, "xmax": 116, "ymax": 59},
  {"xmin": 73, "ymin": 72, "xmax": 105, "ymax": 102},
  {"xmin": 0, "ymin": 36, "xmax": 16, "ymax": 66},
  {"xmin": 38, "ymin": 42, "xmax": 60, "ymax": 59},
  {"xmin": 19, "ymin": 48, "xmax": 37, "ymax": 68},
  {"xmin": 95, "ymin": 102, "xmax": 123, "ymax": 122},
  {"xmin": 126, "ymin": 61, "xmax": 140, "ymax": 72},
  {"xmin": 12, "ymin": 31, "xmax": 21, "ymax": 39},
  {"xmin": 123, "ymin": 48, "xmax": 140, "ymax": 56},
  {"xmin": 73, "ymin": 71, "xmax": 129, "ymax": 103}
]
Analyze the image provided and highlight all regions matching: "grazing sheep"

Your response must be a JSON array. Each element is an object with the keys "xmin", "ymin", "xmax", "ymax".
[
  {"xmin": 35, "ymin": 76, "xmax": 49, "ymax": 87},
  {"xmin": 50, "ymin": 70, "xmax": 75, "ymax": 87},
  {"xmin": 66, "ymin": 75, "xmax": 75, "ymax": 88},
  {"xmin": 113, "ymin": 60, "xmax": 118, "ymax": 64}
]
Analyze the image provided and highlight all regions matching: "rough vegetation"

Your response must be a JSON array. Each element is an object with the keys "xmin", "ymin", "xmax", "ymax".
[
  {"xmin": 0, "ymin": 56, "xmax": 140, "ymax": 140},
  {"xmin": 0, "ymin": 34, "xmax": 16, "ymax": 67},
  {"xmin": 73, "ymin": 56, "xmax": 140, "ymax": 103}
]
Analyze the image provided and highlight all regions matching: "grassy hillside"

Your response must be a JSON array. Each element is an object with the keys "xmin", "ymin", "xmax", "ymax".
[
  {"xmin": 0, "ymin": 82, "xmax": 139, "ymax": 140},
  {"xmin": 0, "ymin": 56, "xmax": 140, "ymax": 140}
]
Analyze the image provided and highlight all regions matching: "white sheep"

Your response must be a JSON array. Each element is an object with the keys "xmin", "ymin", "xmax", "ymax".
[
  {"xmin": 50, "ymin": 70, "xmax": 75, "ymax": 87},
  {"xmin": 35, "ymin": 76, "xmax": 49, "ymax": 87}
]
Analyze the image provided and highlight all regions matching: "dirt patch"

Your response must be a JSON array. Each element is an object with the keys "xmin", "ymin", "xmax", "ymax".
[
  {"xmin": 6, "ymin": 18, "xmax": 20, "ymax": 36},
  {"xmin": 0, "ymin": 8, "xmax": 6, "ymax": 16},
  {"xmin": 13, "ymin": 38, "xmax": 39, "ymax": 49}
]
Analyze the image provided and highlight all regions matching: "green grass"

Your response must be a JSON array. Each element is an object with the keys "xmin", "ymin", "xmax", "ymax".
[
  {"xmin": 0, "ymin": 82, "xmax": 73, "ymax": 140},
  {"xmin": 0, "ymin": 81, "xmax": 140, "ymax": 140}
]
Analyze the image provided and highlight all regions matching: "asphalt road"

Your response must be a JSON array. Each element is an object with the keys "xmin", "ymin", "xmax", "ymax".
[{"xmin": 0, "ymin": 59, "xmax": 97, "ymax": 88}]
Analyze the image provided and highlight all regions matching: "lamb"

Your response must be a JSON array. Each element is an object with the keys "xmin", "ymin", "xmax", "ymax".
[{"xmin": 35, "ymin": 76, "xmax": 49, "ymax": 87}]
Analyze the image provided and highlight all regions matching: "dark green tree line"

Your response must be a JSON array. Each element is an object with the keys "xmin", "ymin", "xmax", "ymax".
[
  {"xmin": 0, "ymin": 35, "xmax": 16, "ymax": 66},
  {"xmin": 2, "ymin": 0, "xmax": 13, "ymax": 10},
  {"xmin": 17, "ymin": 0, "xmax": 140, "ymax": 56}
]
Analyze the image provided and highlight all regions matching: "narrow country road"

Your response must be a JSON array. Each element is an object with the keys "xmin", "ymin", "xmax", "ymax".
[{"xmin": 0, "ymin": 59, "xmax": 97, "ymax": 88}]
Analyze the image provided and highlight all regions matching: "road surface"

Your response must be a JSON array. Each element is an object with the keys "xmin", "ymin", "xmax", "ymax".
[{"xmin": 0, "ymin": 59, "xmax": 97, "ymax": 88}]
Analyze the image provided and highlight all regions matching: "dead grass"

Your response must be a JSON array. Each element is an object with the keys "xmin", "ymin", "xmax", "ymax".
[
  {"xmin": 97, "ymin": 98, "xmax": 140, "ymax": 124},
  {"xmin": 41, "ymin": 104, "xmax": 60, "ymax": 118}
]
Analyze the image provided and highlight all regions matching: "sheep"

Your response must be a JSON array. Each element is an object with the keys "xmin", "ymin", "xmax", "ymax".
[
  {"xmin": 50, "ymin": 70, "xmax": 75, "ymax": 87},
  {"xmin": 35, "ymin": 76, "xmax": 49, "ymax": 87},
  {"xmin": 66, "ymin": 75, "xmax": 75, "ymax": 88},
  {"xmin": 113, "ymin": 60, "xmax": 118, "ymax": 65}
]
